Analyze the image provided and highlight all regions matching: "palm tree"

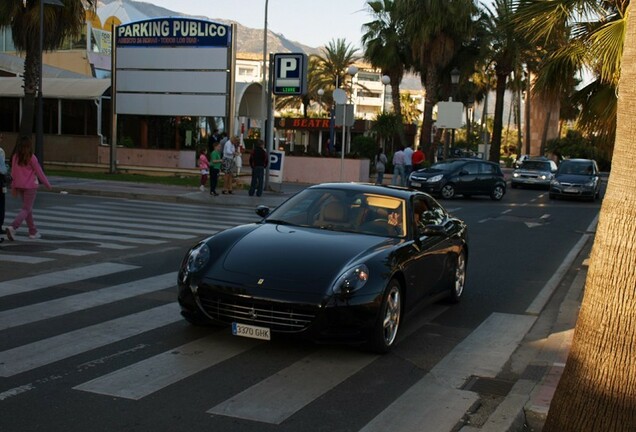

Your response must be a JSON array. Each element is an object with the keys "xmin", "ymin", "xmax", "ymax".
[
  {"xmin": 480, "ymin": 0, "xmax": 528, "ymax": 163},
  {"xmin": 362, "ymin": 0, "xmax": 409, "ymax": 146},
  {"xmin": 315, "ymin": 38, "xmax": 358, "ymax": 92},
  {"xmin": 513, "ymin": 0, "xmax": 628, "ymax": 159},
  {"xmin": 0, "ymin": 0, "xmax": 97, "ymax": 138},
  {"xmin": 542, "ymin": 6, "xmax": 636, "ymax": 430},
  {"xmin": 397, "ymin": 0, "xmax": 480, "ymax": 161}
]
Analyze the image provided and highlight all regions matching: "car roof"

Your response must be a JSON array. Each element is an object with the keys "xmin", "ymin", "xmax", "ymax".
[
  {"xmin": 307, "ymin": 182, "xmax": 421, "ymax": 200},
  {"xmin": 437, "ymin": 158, "xmax": 497, "ymax": 165},
  {"xmin": 561, "ymin": 158, "xmax": 595, "ymax": 163}
]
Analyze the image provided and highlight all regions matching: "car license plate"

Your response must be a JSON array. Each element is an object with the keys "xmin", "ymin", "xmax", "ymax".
[
  {"xmin": 564, "ymin": 187, "xmax": 579, "ymax": 193},
  {"xmin": 410, "ymin": 181, "xmax": 421, "ymax": 187},
  {"xmin": 232, "ymin": 322, "xmax": 271, "ymax": 340}
]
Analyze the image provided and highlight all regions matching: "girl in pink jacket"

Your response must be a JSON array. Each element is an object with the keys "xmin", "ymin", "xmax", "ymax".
[{"xmin": 5, "ymin": 136, "xmax": 52, "ymax": 241}]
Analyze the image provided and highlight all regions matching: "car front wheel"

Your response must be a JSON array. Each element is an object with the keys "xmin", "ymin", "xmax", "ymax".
[
  {"xmin": 490, "ymin": 185, "xmax": 505, "ymax": 200},
  {"xmin": 440, "ymin": 184, "xmax": 456, "ymax": 199},
  {"xmin": 448, "ymin": 251, "xmax": 466, "ymax": 303},
  {"xmin": 368, "ymin": 280, "xmax": 402, "ymax": 353}
]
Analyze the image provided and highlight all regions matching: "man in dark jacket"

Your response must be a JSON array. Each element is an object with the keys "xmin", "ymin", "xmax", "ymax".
[{"xmin": 248, "ymin": 140, "xmax": 268, "ymax": 197}]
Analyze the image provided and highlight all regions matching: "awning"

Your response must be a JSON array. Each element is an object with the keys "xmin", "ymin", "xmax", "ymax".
[{"xmin": 0, "ymin": 77, "xmax": 110, "ymax": 99}]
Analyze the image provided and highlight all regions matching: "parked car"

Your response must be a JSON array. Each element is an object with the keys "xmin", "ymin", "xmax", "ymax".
[
  {"xmin": 178, "ymin": 183, "xmax": 468, "ymax": 353},
  {"xmin": 511, "ymin": 159, "xmax": 557, "ymax": 189},
  {"xmin": 549, "ymin": 158, "xmax": 601, "ymax": 201},
  {"xmin": 408, "ymin": 158, "xmax": 506, "ymax": 200},
  {"xmin": 513, "ymin": 154, "xmax": 530, "ymax": 169}
]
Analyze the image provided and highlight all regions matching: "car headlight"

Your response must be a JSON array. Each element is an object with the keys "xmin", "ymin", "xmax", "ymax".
[
  {"xmin": 551, "ymin": 179, "xmax": 560, "ymax": 186},
  {"xmin": 185, "ymin": 243, "xmax": 210, "ymax": 273},
  {"xmin": 585, "ymin": 180, "xmax": 596, "ymax": 187},
  {"xmin": 427, "ymin": 174, "xmax": 444, "ymax": 183},
  {"xmin": 540, "ymin": 174, "xmax": 547, "ymax": 180},
  {"xmin": 513, "ymin": 172, "xmax": 520, "ymax": 178},
  {"xmin": 333, "ymin": 264, "xmax": 369, "ymax": 296}
]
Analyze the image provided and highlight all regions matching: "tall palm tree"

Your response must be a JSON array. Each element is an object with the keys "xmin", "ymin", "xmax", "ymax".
[
  {"xmin": 513, "ymin": 0, "xmax": 628, "ymax": 159},
  {"xmin": 397, "ymin": 0, "xmax": 480, "ymax": 161},
  {"xmin": 480, "ymin": 0, "xmax": 528, "ymax": 163},
  {"xmin": 315, "ymin": 38, "xmax": 359, "ymax": 92},
  {"xmin": 362, "ymin": 0, "xmax": 409, "ymax": 146},
  {"xmin": 543, "ymin": 4, "xmax": 636, "ymax": 430},
  {"xmin": 0, "ymin": 0, "xmax": 96, "ymax": 138}
]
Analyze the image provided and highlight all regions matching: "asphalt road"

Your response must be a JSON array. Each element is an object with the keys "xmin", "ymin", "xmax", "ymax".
[{"xmin": 0, "ymin": 187, "xmax": 601, "ymax": 432}]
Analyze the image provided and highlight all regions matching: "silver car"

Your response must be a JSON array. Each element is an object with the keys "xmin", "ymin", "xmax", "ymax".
[{"xmin": 511, "ymin": 159, "xmax": 557, "ymax": 189}]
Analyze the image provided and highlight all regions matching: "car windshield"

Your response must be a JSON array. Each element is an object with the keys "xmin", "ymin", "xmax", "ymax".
[
  {"xmin": 430, "ymin": 160, "xmax": 465, "ymax": 171},
  {"xmin": 265, "ymin": 188, "xmax": 407, "ymax": 238},
  {"xmin": 558, "ymin": 161, "xmax": 594, "ymax": 175},
  {"xmin": 520, "ymin": 161, "xmax": 551, "ymax": 171}
]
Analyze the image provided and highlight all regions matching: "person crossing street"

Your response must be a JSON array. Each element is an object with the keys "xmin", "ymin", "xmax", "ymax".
[{"xmin": 248, "ymin": 140, "xmax": 268, "ymax": 197}]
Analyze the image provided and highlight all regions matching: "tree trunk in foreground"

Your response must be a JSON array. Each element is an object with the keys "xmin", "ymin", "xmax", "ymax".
[{"xmin": 544, "ymin": 6, "xmax": 636, "ymax": 431}]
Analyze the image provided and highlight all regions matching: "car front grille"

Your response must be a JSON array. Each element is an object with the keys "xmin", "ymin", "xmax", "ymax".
[{"xmin": 197, "ymin": 291, "xmax": 317, "ymax": 332}]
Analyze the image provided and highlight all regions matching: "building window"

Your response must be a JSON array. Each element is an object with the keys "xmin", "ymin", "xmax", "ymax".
[{"xmin": 239, "ymin": 67, "xmax": 254, "ymax": 76}]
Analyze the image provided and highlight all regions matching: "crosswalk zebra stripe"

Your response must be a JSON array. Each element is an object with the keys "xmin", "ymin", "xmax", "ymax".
[
  {"xmin": 42, "ymin": 207, "xmax": 254, "ymax": 230},
  {"xmin": 208, "ymin": 349, "xmax": 378, "ymax": 424},
  {"xmin": 359, "ymin": 375, "xmax": 479, "ymax": 432},
  {"xmin": 0, "ymin": 263, "xmax": 138, "ymax": 298},
  {"xmin": 0, "ymin": 273, "xmax": 176, "ymax": 331},
  {"xmin": 5, "ymin": 219, "xmax": 196, "ymax": 240},
  {"xmin": 88, "ymin": 200, "xmax": 258, "ymax": 216},
  {"xmin": 21, "ymin": 229, "xmax": 167, "ymax": 245},
  {"xmin": 0, "ymin": 303, "xmax": 180, "ymax": 377},
  {"xmin": 360, "ymin": 313, "xmax": 536, "ymax": 432},
  {"xmin": 47, "ymin": 248, "xmax": 97, "ymax": 256},
  {"xmin": 8, "ymin": 212, "xmax": 220, "ymax": 235},
  {"xmin": 0, "ymin": 254, "xmax": 54, "ymax": 264},
  {"xmin": 74, "ymin": 333, "xmax": 259, "ymax": 400},
  {"xmin": 69, "ymin": 203, "xmax": 257, "ymax": 223}
]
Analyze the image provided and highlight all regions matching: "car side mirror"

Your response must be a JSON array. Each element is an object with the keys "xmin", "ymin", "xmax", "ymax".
[
  {"xmin": 256, "ymin": 205, "xmax": 270, "ymax": 218},
  {"xmin": 419, "ymin": 224, "xmax": 446, "ymax": 236}
]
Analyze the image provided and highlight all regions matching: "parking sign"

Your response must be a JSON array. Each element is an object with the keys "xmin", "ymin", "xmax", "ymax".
[{"xmin": 273, "ymin": 53, "xmax": 307, "ymax": 95}]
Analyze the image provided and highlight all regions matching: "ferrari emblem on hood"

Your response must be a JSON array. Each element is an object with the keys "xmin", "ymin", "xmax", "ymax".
[{"xmin": 257, "ymin": 278, "xmax": 265, "ymax": 285}]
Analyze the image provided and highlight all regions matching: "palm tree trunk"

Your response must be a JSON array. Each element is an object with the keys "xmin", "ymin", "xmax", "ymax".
[
  {"xmin": 19, "ymin": 42, "xmax": 40, "ymax": 142},
  {"xmin": 489, "ymin": 73, "xmax": 507, "ymax": 162},
  {"xmin": 390, "ymin": 74, "xmax": 406, "ymax": 147},
  {"xmin": 543, "ymin": 9, "xmax": 636, "ymax": 431},
  {"xmin": 420, "ymin": 67, "xmax": 439, "ymax": 161}
]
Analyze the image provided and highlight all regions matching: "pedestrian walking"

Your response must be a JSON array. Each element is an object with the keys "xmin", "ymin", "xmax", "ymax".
[
  {"xmin": 412, "ymin": 145, "xmax": 425, "ymax": 170},
  {"xmin": 0, "ymin": 133, "xmax": 7, "ymax": 243},
  {"xmin": 5, "ymin": 135, "xmax": 52, "ymax": 241},
  {"xmin": 221, "ymin": 136, "xmax": 237, "ymax": 194},
  {"xmin": 249, "ymin": 140, "xmax": 268, "ymax": 197},
  {"xmin": 209, "ymin": 141, "xmax": 222, "ymax": 196},
  {"xmin": 403, "ymin": 144, "xmax": 414, "ymax": 180},
  {"xmin": 198, "ymin": 147, "xmax": 209, "ymax": 192},
  {"xmin": 234, "ymin": 139, "xmax": 244, "ymax": 176},
  {"xmin": 391, "ymin": 146, "xmax": 406, "ymax": 186},
  {"xmin": 375, "ymin": 147, "xmax": 388, "ymax": 185}
]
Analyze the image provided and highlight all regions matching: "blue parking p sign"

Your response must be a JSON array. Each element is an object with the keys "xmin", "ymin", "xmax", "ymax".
[{"xmin": 273, "ymin": 53, "xmax": 307, "ymax": 96}]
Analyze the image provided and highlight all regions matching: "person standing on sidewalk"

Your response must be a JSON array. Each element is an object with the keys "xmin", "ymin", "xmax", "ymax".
[
  {"xmin": 391, "ymin": 146, "xmax": 406, "ymax": 186},
  {"xmin": 221, "ymin": 136, "xmax": 237, "ymax": 194},
  {"xmin": 249, "ymin": 140, "xmax": 268, "ymax": 197},
  {"xmin": 209, "ymin": 141, "xmax": 222, "ymax": 196},
  {"xmin": 403, "ymin": 144, "xmax": 414, "ymax": 181},
  {"xmin": 0, "ymin": 133, "xmax": 7, "ymax": 243},
  {"xmin": 198, "ymin": 147, "xmax": 210, "ymax": 192},
  {"xmin": 5, "ymin": 136, "xmax": 52, "ymax": 241},
  {"xmin": 375, "ymin": 147, "xmax": 388, "ymax": 185}
]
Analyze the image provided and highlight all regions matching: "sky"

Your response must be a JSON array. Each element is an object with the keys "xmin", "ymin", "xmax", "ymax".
[{"xmin": 147, "ymin": 0, "xmax": 371, "ymax": 49}]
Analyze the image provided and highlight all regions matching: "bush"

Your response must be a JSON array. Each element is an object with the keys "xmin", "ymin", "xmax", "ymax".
[{"xmin": 351, "ymin": 135, "xmax": 376, "ymax": 161}]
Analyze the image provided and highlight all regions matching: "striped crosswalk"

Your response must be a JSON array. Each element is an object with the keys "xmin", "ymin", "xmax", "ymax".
[
  {"xmin": 0, "ymin": 199, "xmax": 258, "ymax": 265},
  {"xmin": 0, "ymin": 246, "xmax": 534, "ymax": 431}
]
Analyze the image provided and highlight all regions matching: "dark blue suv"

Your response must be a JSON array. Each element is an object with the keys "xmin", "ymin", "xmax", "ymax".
[{"xmin": 408, "ymin": 158, "xmax": 506, "ymax": 200}]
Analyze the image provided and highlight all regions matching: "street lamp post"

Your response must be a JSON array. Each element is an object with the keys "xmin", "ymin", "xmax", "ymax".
[
  {"xmin": 381, "ymin": 75, "xmax": 390, "ymax": 113},
  {"xmin": 36, "ymin": 0, "xmax": 64, "ymax": 167},
  {"xmin": 345, "ymin": 65, "xmax": 358, "ymax": 154},
  {"xmin": 317, "ymin": 88, "xmax": 324, "ymax": 116},
  {"xmin": 449, "ymin": 67, "xmax": 460, "ymax": 152}
]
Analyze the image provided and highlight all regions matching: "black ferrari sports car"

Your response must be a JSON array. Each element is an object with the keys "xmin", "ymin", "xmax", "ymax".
[{"xmin": 178, "ymin": 183, "xmax": 468, "ymax": 352}]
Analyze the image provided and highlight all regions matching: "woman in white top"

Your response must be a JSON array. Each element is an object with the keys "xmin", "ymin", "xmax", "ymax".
[{"xmin": 221, "ymin": 136, "xmax": 237, "ymax": 194}]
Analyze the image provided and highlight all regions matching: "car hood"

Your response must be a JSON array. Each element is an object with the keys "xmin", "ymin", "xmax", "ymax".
[
  {"xmin": 219, "ymin": 223, "xmax": 393, "ymax": 293},
  {"xmin": 514, "ymin": 169, "xmax": 551, "ymax": 176},
  {"xmin": 410, "ymin": 168, "xmax": 446, "ymax": 179},
  {"xmin": 555, "ymin": 174, "xmax": 594, "ymax": 184}
]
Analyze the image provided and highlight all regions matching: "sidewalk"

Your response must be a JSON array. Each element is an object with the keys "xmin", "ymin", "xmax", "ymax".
[
  {"xmin": 44, "ymin": 172, "xmax": 587, "ymax": 432},
  {"xmin": 47, "ymin": 175, "xmax": 309, "ymax": 209}
]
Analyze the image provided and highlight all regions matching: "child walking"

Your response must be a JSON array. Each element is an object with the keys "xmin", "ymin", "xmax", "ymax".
[
  {"xmin": 199, "ymin": 147, "xmax": 210, "ymax": 192},
  {"xmin": 5, "ymin": 136, "xmax": 52, "ymax": 241}
]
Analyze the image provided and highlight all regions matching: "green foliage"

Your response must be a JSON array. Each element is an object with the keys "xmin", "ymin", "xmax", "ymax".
[
  {"xmin": 351, "ymin": 135, "xmax": 377, "ymax": 161},
  {"xmin": 545, "ymin": 130, "xmax": 603, "ymax": 163},
  {"xmin": 373, "ymin": 112, "xmax": 401, "ymax": 139}
]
